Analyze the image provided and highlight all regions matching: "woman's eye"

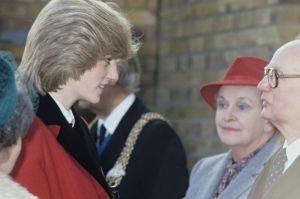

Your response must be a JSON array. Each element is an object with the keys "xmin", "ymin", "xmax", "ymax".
[
  {"xmin": 216, "ymin": 100, "xmax": 227, "ymax": 109},
  {"xmin": 237, "ymin": 103, "xmax": 250, "ymax": 111},
  {"xmin": 105, "ymin": 58, "xmax": 112, "ymax": 65}
]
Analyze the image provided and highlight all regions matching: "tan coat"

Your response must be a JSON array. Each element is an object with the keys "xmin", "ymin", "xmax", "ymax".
[{"xmin": 248, "ymin": 152, "xmax": 300, "ymax": 199}]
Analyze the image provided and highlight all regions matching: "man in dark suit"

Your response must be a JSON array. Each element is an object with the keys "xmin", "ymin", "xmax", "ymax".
[{"xmin": 78, "ymin": 57, "xmax": 189, "ymax": 199}]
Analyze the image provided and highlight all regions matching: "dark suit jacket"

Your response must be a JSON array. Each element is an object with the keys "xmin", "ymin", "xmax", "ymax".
[
  {"xmin": 37, "ymin": 94, "xmax": 111, "ymax": 196},
  {"xmin": 91, "ymin": 97, "xmax": 189, "ymax": 199}
]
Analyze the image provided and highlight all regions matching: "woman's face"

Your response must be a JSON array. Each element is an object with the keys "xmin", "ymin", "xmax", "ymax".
[
  {"xmin": 72, "ymin": 56, "xmax": 119, "ymax": 104},
  {"xmin": 215, "ymin": 85, "xmax": 271, "ymax": 153},
  {"xmin": 0, "ymin": 137, "xmax": 21, "ymax": 174}
]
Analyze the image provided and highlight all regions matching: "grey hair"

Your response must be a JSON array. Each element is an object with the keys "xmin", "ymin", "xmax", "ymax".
[
  {"xmin": 0, "ymin": 83, "xmax": 34, "ymax": 149},
  {"xmin": 19, "ymin": 0, "xmax": 139, "ymax": 95},
  {"xmin": 116, "ymin": 55, "xmax": 141, "ymax": 93}
]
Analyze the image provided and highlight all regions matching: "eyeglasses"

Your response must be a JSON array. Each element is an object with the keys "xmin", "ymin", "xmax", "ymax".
[{"xmin": 264, "ymin": 67, "xmax": 300, "ymax": 88}]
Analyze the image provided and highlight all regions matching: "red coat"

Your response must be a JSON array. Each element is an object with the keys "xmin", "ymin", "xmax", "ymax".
[{"xmin": 11, "ymin": 116, "xmax": 109, "ymax": 199}]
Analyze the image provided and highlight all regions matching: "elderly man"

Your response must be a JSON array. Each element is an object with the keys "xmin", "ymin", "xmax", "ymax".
[
  {"xmin": 78, "ymin": 58, "xmax": 189, "ymax": 199},
  {"xmin": 247, "ymin": 40, "xmax": 300, "ymax": 198}
]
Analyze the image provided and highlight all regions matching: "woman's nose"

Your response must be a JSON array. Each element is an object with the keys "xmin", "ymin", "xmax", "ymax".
[{"xmin": 223, "ymin": 107, "xmax": 236, "ymax": 121}]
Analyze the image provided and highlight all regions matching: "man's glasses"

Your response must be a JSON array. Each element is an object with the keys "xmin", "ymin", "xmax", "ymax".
[{"xmin": 264, "ymin": 67, "xmax": 300, "ymax": 88}]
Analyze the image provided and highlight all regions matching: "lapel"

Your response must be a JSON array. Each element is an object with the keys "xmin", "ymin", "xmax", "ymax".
[
  {"xmin": 37, "ymin": 94, "xmax": 67, "ymax": 126},
  {"xmin": 90, "ymin": 121, "xmax": 98, "ymax": 142},
  {"xmin": 99, "ymin": 97, "xmax": 148, "ymax": 174},
  {"xmin": 264, "ymin": 153, "xmax": 300, "ymax": 198},
  {"xmin": 36, "ymin": 94, "xmax": 112, "ymax": 195},
  {"xmin": 47, "ymin": 125, "xmax": 61, "ymax": 137},
  {"xmin": 219, "ymin": 134, "xmax": 281, "ymax": 199},
  {"xmin": 195, "ymin": 153, "xmax": 230, "ymax": 198},
  {"xmin": 37, "ymin": 94, "xmax": 100, "ymax": 163},
  {"xmin": 37, "ymin": 94, "xmax": 94, "ymax": 148}
]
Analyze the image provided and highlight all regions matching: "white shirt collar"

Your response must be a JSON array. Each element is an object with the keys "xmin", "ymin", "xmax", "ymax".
[
  {"xmin": 283, "ymin": 138, "xmax": 300, "ymax": 172},
  {"xmin": 97, "ymin": 94, "xmax": 135, "ymax": 136},
  {"xmin": 49, "ymin": 94, "xmax": 75, "ymax": 127}
]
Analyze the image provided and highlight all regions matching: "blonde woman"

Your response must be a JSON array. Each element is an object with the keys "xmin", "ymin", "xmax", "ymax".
[{"xmin": 15, "ymin": 0, "xmax": 139, "ymax": 198}]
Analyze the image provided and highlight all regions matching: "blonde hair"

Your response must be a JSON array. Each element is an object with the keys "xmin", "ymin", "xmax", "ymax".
[{"xmin": 19, "ymin": 0, "xmax": 139, "ymax": 95}]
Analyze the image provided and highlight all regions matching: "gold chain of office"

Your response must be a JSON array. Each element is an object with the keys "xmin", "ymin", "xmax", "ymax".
[{"xmin": 106, "ymin": 112, "xmax": 168, "ymax": 188}]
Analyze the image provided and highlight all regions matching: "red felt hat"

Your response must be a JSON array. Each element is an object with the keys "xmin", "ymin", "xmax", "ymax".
[{"xmin": 200, "ymin": 56, "xmax": 268, "ymax": 109}]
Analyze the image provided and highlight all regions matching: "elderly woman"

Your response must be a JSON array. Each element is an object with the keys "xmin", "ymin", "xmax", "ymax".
[
  {"xmin": 184, "ymin": 56, "xmax": 281, "ymax": 199},
  {"xmin": 0, "ymin": 51, "xmax": 36, "ymax": 198}
]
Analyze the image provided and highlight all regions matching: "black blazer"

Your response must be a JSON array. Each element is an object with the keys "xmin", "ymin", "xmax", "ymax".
[
  {"xmin": 92, "ymin": 97, "xmax": 189, "ymax": 199},
  {"xmin": 37, "ymin": 94, "xmax": 111, "ymax": 195}
]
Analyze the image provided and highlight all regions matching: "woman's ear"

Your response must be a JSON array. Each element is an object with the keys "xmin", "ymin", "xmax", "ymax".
[{"xmin": 0, "ymin": 137, "xmax": 21, "ymax": 174}]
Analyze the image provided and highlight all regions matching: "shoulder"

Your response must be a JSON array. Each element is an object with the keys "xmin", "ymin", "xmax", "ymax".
[
  {"xmin": 0, "ymin": 173, "xmax": 37, "ymax": 199},
  {"xmin": 137, "ymin": 118, "xmax": 183, "ymax": 152},
  {"xmin": 25, "ymin": 116, "xmax": 60, "ymax": 142},
  {"xmin": 252, "ymin": 133, "xmax": 282, "ymax": 163},
  {"xmin": 190, "ymin": 152, "xmax": 228, "ymax": 177},
  {"xmin": 130, "ymin": 114, "xmax": 186, "ymax": 161},
  {"xmin": 140, "ymin": 116, "xmax": 176, "ymax": 139}
]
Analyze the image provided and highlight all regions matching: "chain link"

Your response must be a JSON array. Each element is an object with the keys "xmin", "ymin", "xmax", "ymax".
[{"xmin": 106, "ymin": 112, "xmax": 167, "ymax": 187}]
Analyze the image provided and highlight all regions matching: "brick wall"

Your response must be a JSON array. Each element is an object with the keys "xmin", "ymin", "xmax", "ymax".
[
  {"xmin": 153, "ymin": 0, "xmax": 300, "ymax": 169},
  {"xmin": 0, "ymin": 0, "xmax": 45, "ymax": 61},
  {"xmin": 1, "ymin": 0, "xmax": 300, "ymax": 170}
]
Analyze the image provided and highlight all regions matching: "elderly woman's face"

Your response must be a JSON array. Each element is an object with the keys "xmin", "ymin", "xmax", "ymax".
[
  {"xmin": 215, "ymin": 85, "xmax": 268, "ymax": 150},
  {"xmin": 0, "ymin": 137, "xmax": 21, "ymax": 174}
]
